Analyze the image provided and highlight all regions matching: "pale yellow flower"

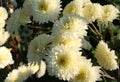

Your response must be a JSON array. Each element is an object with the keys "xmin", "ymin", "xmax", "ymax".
[
  {"xmin": 46, "ymin": 45, "xmax": 82, "ymax": 81},
  {"xmin": 0, "ymin": 46, "xmax": 14, "ymax": 69},
  {"xmin": 95, "ymin": 40, "xmax": 118, "ymax": 70},
  {"xmin": 31, "ymin": 0, "xmax": 62, "ymax": 24},
  {"xmin": 63, "ymin": 0, "xmax": 91, "ymax": 16},
  {"xmin": 83, "ymin": 3, "xmax": 103, "ymax": 22},
  {"xmin": 70, "ymin": 58, "xmax": 101, "ymax": 82},
  {"xmin": 27, "ymin": 34, "xmax": 52, "ymax": 63},
  {"xmin": 99, "ymin": 5, "xmax": 119, "ymax": 23},
  {"xmin": 52, "ymin": 14, "xmax": 88, "ymax": 39}
]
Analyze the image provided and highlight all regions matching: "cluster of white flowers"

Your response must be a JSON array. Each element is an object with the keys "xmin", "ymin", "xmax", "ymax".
[
  {"xmin": 63, "ymin": 0, "xmax": 119, "ymax": 23},
  {"xmin": 45, "ymin": 14, "xmax": 101, "ymax": 81},
  {"xmin": 0, "ymin": 6, "xmax": 12, "ymax": 70},
  {"xmin": 6, "ymin": 0, "xmax": 62, "ymax": 34},
  {"xmin": 0, "ymin": 0, "xmax": 119, "ymax": 82}
]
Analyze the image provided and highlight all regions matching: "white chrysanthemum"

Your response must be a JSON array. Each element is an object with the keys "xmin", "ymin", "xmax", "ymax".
[
  {"xmin": 31, "ymin": 0, "xmax": 62, "ymax": 24},
  {"xmin": 5, "ymin": 63, "xmax": 39, "ymax": 82},
  {"xmin": 82, "ymin": 3, "xmax": 103, "ymax": 22},
  {"xmin": 6, "ymin": 8, "xmax": 30, "ymax": 34},
  {"xmin": 6, "ymin": 9, "xmax": 21, "ymax": 34},
  {"xmin": 52, "ymin": 14, "xmax": 88, "ymax": 39},
  {"xmin": 0, "ymin": 46, "xmax": 14, "ymax": 69},
  {"xmin": 0, "ymin": 21, "xmax": 5, "ymax": 29},
  {"xmin": 46, "ymin": 45, "xmax": 82, "ymax": 81},
  {"xmin": 63, "ymin": 0, "xmax": 91, "ymax": 16},
  {"xmin": 27, "ymin": 34, "xmax": 52, "ymax": 63},
  {"xmin": 0, "ymin": 7, "xmax": 8, "ymax": 21},
  {"xmin": 98, "ymin": 5, "xmax": 119, "ymax": 23},
  {"xmin": 0, "ymin": 29, "xmax": 10, "ymax": 46},
  {"xmin": 95, "ymin": 40, "xmax": 119, "ymax": 70},
  {"xmin": 70, "ymin": 60, "xmax": 101, "ymax": 82},
  {"xmin": 37, "ymin": 60, "xmax": 46, "ymax": 78}
]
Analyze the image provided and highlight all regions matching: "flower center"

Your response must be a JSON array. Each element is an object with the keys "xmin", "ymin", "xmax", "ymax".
[
  {"xmin": 57, "ymin": 55, "xmax": 70, "ymax": 68},
  {"xmin": 40, "ymin": 2, "xmax": 48, "ymax": 12},
  {"xmin": 76, "ymin": 70, "xmax": 88, "ymax": 80},
  {"xmin": 33, "ymin": 44, "xmax": 39, "ymax": 53},
  {"xmin": 58, "ymin": 39, "xmax": 68, "ymax": 45}
]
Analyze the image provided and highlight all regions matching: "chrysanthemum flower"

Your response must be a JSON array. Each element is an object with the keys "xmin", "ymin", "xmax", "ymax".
[
  {"xmin": 6, "ymin": 9, "xmax": 21, "ymax": 34},
  {"xmin": 70, "ymin": 59, "xmax": 101, "ymax": 82},
  {"xmin": 94, "ymin": 40, "xmax": 119, "ymax": 70},
  {"xmin": 5, "ymin": 63, "xmax": 39, "ymax": 82},
  {"xmin": 6, "ymin": 8, "xmax": 30, "ymax": 34},
  {"xmin": 0, "ymin": 7, "xmax": 8, "ymax": 21},
  {"xmin": 31, "ymin": 0, "xmax": 62, "ymax": 24},
  {"xmin": 0, "ymin": 46, "xmax": 14, "ymax": 69},
  {"xmin": 46, "ymin": 45, "xmax": 82, "ymax": 81},
  {"xmin": 52, "ymin": 14, "xmax": 88, "ymax": 39},
  {"xmin": 27, "ymin": 34, "xmax": 52, "ymax": 63},
  {"xmin": 82, "ymin": 3, "xmax": 103, "ymax": 22},
  {"xmin": 37, "ymin": 60, "xmax": 46, "ymax": 78},
  {"xmin": 0, "ymin": 21, "xmax": 5, "ymax": 29},
  {"xmin": 0, "ymin": 29, "xmax": 10, "ymax": 46},
  {"xmin": 98, "ymin": 5, "xmax": 119, "ymax": 23},
  {"xmin": 63, "ymin": 0, "xmax": 91, "ymax": 16}
]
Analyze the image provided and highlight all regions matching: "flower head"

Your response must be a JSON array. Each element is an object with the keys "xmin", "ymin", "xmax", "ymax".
[
  {"xmin": 46, "ymin": 45, "xmax": 82, "ymax": 81},
  {"xmin": 98, "ymin": 5, "xmax": 119, "ymax": 23},
  {"xmin": 70, "ymin": 59, "xmax": 101, "ymax": 82},
  {"xmin": 6, "ymin": 9, "xmax": 21, "ymax": 34},
  {"xmin": 0, "ymin": 7, "xmax": 8, "ymax": 21},
  {"xmin": 52, "ymin": 14, "xmax": 88, "ymax": 39},
  {"xmin": 82, "ymin": 3, "xmax": 103, "ymax": 22},
  {"xmin": 27, "ymin": 34, "xmax": 52, "ymax": 63},
  {"xmin": 63, "ymin": 0, "xmax": 91, "ymax": 16},
  {"xmin": 31, "ymin": 0, "xmax": 62, "ymax": 24},
  {"xmin": 0, "ymin": 46, "xmax": 14, "ymax": 69},
  {"xmin": 6, "ymin": 8, "xmax": 30, "ymax": 34},
  {"xmin": 94, "ymin": 40, "xmax": 119, "ymax": 70}
]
